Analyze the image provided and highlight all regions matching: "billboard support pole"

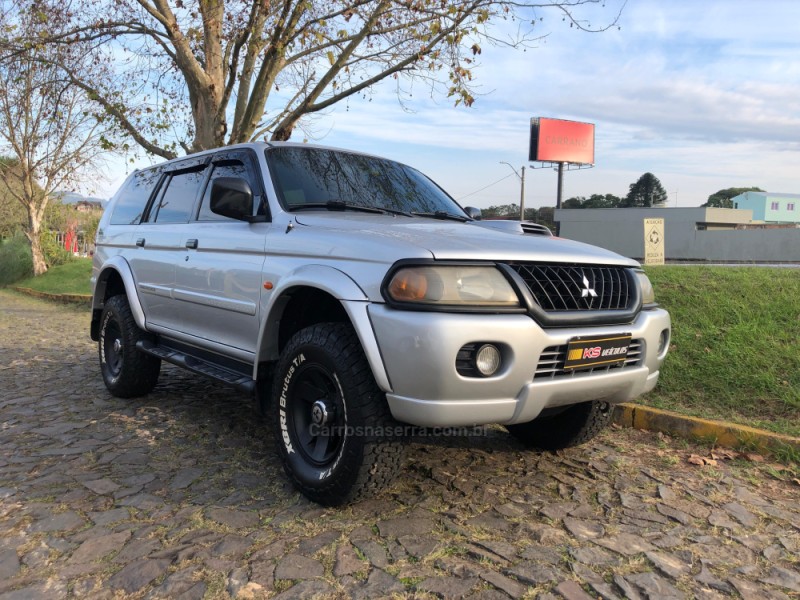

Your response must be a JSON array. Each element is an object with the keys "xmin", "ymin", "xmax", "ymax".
[
  {"xmin": 519, "ymin": 166, "xmax": 526, "ymax": 222},
  {"xmin": 556, "ymin": 162, "xmax": 564, "ymax": 209}
]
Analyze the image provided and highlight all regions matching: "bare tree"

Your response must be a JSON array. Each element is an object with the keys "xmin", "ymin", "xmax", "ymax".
[
  {"xmin": 2, "ymin": 0, "xmax": 624, "ymax": 159},
  {"xmin": 0, "ymin": 12, "xmax": 108, "ymax": 274}
]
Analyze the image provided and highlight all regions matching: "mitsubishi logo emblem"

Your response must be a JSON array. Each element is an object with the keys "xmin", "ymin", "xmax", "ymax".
[{"xmin": 581, "ymin": 275, "xmax": 597, "ymax": 299}]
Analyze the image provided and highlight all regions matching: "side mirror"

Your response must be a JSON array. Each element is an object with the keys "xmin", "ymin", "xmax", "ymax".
[
  {"xmin": 464, "ymin": 206, "xmax": 482, "ymax": 221},
  {"xmin": 211, "ymin": 177, "xmax": 254, "ymax": 221}
]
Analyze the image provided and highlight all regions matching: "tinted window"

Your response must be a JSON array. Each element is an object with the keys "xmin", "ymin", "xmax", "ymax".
[
  {"xmin": 197, "ymin": 161, "xmax": 250, "ymax": 221},
  {"xmin": 109, "ymin": 169, "xmax": 161, "ymax": 225},
  {"xmin": 266, "ymin": 147, "xmax": 463, "ymax": 215},
  {"xmin": 152, "ymin": 169, "xmax": 205, "ymax": 223}
]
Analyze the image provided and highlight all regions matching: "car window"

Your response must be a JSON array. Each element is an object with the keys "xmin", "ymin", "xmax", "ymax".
[
  {"xmin": 109, "ymin": 168, "xmax": 162, "ymax": 225},
  {"xmin": 152, "ymin": 169, "xmax": 205, "ymax": 223},
  {"xmin": 266, "ymin": 146, "xmax": 463, "ymax": 215},
  {"xmin": 197, "ymin": 160, "xmax": 250, "ymax": 221}
]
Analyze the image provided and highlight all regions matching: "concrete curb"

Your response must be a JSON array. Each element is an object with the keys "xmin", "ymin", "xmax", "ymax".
[
  {"xmin": 11, "ymin": 286, "xmax": 91, "ymax": 306},
  {"xmin": 613, "ymin": 402, "xmax": 800, "ymax": 456}
]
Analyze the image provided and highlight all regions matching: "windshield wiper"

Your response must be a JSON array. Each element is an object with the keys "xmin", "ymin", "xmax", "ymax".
[
  {"xmin": 411, "ymin": 210, "xmax": 471, "ymax": 222},
  {"xmin": 289, "ymin": 200, "xmax": 412, "ymax": 216}
]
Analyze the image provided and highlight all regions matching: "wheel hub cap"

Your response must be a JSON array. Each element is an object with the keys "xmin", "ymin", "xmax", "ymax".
[
  {"xmin": 113, "ymin": 339, "xmax": 122, "ymax": 353},
  {"xmin": 311, "ymin": 400, "xmax": 330, "ymax": 426}
]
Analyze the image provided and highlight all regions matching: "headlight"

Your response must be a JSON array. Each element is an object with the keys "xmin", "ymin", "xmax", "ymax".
[
  {"xmin": 385, "ymin": 266, "xmax": 519, "ymax": 307},
  {"xmin": 635, "ymin": 270, "xmax": 656, "ymax": 305}
]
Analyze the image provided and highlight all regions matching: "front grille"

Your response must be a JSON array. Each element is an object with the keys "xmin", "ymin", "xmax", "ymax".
[
  {"xmin": 534, "ymin": 339, "xmax": 644, "ymax": 380},
  {"xmin": 507, "ymin": 264, "xmax": 632, "ymax": 311}
]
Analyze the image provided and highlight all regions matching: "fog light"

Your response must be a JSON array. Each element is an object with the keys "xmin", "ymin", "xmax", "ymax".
[
  {"xmin": 658, "ymin": 328, "xmax": 670, "ymax": 356},
  {"xmin": 475, "ymin": 344, "xmax": 501, "ymax": 376}
]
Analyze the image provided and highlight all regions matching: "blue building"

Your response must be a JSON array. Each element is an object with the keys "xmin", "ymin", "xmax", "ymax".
[{"xmin": 731, "ymin": 192, "xmax": 800, "ymax": 223}]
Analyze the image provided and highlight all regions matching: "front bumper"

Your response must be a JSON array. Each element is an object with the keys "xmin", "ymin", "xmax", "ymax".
[{"xmin": 368, "ymin": 305, "xmax": 670, "ymax": 427}]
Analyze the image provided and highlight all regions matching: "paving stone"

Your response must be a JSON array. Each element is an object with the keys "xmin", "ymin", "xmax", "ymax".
[
  {"xmin": 397, "ymin": 534, "xmax": 439, "ymax": 559},
  {"xmin": 760, "ymin": 566, "xmax": 800, "ymax": 593},
  {"xmin": 417, "ymin": 576, "xmax": 480, "ymax": 599},
  {"xmin": 722, "ymin": 502, "xmax": 758, "ymax": 527},
  {"xmin": 556, "ymin": 580, "xmax": 595, "ymax": 600},
  {"xmin": 147, "ymin": 567, "xmax": 206, "ymax": 599},
  {"xmin": 377, "ymin": 516, "xmax": 436, "ymax": 537},
  {"xmin": 28, "ymin": 511, "xmax": 85, "ymax": 533},
  {"xmin": 352, "ymin": 539, "xmax": 391, "ymax": 568},
  {"xmin": 348, "ymin": 568, "xmax": 404, "ymax": 600},
  {"xmin": 645, "ymin": 550, "xmax": 692, "ymax": 578},
  {"xmin": 296, "ymin": 530, "xmax": 340, "ymax": 555},
  {"xmin": 82, "ymin": 478, "xmax": 121, "ymax": 495},
  {"xmin": 507, "ymin": 561, "xmax": 569, "ymax": 586},
  {"xmin": 729, "ymin": 576, "xmax": 790, "ymax": 600},
  {"xmin": 271, "ymin": 579, "xmax": 334, "ymax": 600},
  {"xmin": 570, "ymin": 546, "xmax": 620, "ymax": 567},
  {"xmin": 211, "ymin": 534, "xmax": 252, "ymax": 558},
  {"xmin": 593, "ymin": 533, "xmax": 655, "ymax": 556},
  {"xmin": 333, "ymin": 543, "xmax": 367, "ymax": 577},
  {"xmin": 625, "ymin": 571, "xmax": 683, "ymax": 599},
  {"xmin": 107, "ymin": 558, "xmax": 171, "ymax": 594},
  {"xmin": 563, "ymin": 517, "xmax": 605, "ymax": 540},
  {"xmin": 695, "ymin": 563, "xmax": 734, "ymax": 594},
  {"xmin": 68, "ymin": 531, "xmax": 132, "ymax": 564},
  {"xmin": 169, "ymin": 468, "xmax": 204, "ymax": 490},
  {"xmin": 0, "ymin": 549, "xmax": 20, "ymax": 580},
  {"xmin": 205, "ymin": 507, "xmax": 260, "ymax": 529},
  {"xmin": 274, "ymin": 554, "xmax": 324, "ymax": 580}
]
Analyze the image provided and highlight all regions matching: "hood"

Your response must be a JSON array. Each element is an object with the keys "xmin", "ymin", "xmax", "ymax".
[{"xmin": 292, "ymin": 213, "xmax": 639, "ymax": 267}]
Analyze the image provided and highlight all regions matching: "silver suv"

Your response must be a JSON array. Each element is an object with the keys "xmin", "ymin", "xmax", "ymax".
[{"xmin": 91, "ymin": 142, "xmax": 670, "ymax": 505}]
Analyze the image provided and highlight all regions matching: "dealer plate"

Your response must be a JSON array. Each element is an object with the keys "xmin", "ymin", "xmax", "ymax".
[{"xmin": 564, "ymin": 334, "xmax": 632, "ymax": 370}]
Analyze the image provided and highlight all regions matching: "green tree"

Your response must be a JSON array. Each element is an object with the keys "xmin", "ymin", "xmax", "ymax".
[
  {"xmin": 0, "ymin": 11, "xmax": 108, "ymax": 274},
  {"xmin": 703, "ymin": 187, "xmax": 764, "ymax": 208},
  {"xmin": 562, "ymin": 196, "xmax": 585, "ymax": 209},
  {"xmin": 624, "ymin": 173, "xmax": 667, "ymax": 208},
  {"xmin": 2, "ymin": 0, "xmax": 623, "ymax": 157},
  {"xmin": 584, "ymin": 193, "xmax": 621, "ymax": 208}
]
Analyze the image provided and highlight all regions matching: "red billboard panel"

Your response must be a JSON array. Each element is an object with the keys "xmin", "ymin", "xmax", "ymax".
[{"xmin": 529, "ymin": 118, "xmax": 595, "ymax": 164}]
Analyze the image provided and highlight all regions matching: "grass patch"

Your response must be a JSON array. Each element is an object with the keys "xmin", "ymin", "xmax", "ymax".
[
  {"xmin": 0, "ymin": 232, "xmax": 33, "ymax": 285},
  {"xmin": 642, "ymin": 266, "xmax": 800, "ymax": 438},
  {"xmin": 14, "ymin": 258, "xmax": 92, "ymax": 295}
]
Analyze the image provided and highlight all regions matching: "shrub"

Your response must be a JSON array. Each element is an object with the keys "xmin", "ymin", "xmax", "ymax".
[
  {"xmin": 40, "ymin": 230, "xmax": 74, "ymax": 267},
  {"xmin": 0, "ymin": 231, "xmax": 34, "ymax": 286}
]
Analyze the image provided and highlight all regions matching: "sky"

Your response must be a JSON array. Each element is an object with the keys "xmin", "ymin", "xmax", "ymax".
[{"xmin": 97, "ymin": 0, "xmax": 800, "ymax": 210}]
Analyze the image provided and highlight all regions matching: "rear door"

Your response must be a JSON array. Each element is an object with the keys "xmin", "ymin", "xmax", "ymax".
[
  {"xmin": 173, "ymin": 149, "xmax": 269, "ymax": 356},
  {"xmin": 129, "ymin": 157, "xmax": 208, "ymax": 332}
]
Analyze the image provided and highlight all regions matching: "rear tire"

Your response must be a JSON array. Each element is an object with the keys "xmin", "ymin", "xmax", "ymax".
[
  {"xmin": 506, "ymin": 401, "xmax": 613, "ymax": 450},
  {"xmin": 99, "ymin": 295, "xmax": 161, "ymax": 398},
  {"xmin": 272, "ymin": 322, "xmax": 405, "ymax": 506}
]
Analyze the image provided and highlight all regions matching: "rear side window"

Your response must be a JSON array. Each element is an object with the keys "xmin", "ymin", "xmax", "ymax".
[
  {"xmin": 109, "ymin": 169, "xmax": 161, "ymax": 225},
  {"xmin": 152, "ymin": 169, "xmax": 205, "ymax": 223}
]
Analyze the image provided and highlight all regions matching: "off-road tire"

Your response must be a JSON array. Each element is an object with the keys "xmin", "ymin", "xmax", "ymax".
[
  {"xmin": 99, "ymin": 295, "xmax": 161, "ymax": 398},
  {"xmin": 272, "ymin": 322, "xmax": 405, "ymax": 506},
  {"xmin": 506, "ymin": 401, "xmax": 613, "ymax": 450}
]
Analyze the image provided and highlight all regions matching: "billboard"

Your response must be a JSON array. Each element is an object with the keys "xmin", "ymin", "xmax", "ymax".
[{"xmin": 529, "ymin": 118, "xmax": 595, "ymax": 164}]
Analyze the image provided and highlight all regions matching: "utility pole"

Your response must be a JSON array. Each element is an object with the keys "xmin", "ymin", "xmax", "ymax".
[{"xmin": 500, "ymin": 162, "xmax": 526, "ymax": 221}]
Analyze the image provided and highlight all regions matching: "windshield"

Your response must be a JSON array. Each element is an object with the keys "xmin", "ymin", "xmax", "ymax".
[{"xmin": 266, "ymin": 146, "xmax": 466, "ymax": 216}]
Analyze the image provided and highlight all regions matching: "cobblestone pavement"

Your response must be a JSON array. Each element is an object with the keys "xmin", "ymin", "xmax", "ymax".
[{"xmin": 1, "ymin": 289, "xmax": 798, "ymax": 600}]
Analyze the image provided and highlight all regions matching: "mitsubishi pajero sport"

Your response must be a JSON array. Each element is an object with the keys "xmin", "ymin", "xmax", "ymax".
[{"xmin": 91, "ymin": 142, "xmax": 670, "ymax": 505}]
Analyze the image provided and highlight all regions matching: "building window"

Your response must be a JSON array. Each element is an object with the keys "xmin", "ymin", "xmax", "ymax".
[
  {"xmin": 788, "ymin": 203, "xmax": 796, "ymax": 211},
  {"xmin": 770, "ymin": 201, "xmax": 779, "ymax": 210}
]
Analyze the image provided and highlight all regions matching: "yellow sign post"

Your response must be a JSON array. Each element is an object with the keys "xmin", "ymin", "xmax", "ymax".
[{"xmin": 644, "ymin": 218, "xmax": 665, "ymax": 265}]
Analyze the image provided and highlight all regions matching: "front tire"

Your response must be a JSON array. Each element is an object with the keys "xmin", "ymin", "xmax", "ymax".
[
  {"xmin": 99, "ymin": 295, "xmax": 161, "ymax": 398},
  {"xmin": 272, "ymin": 323, "xmax": 405, "ymax": 505},
  {"xmin": 506, "ymin": 401, "xmax": 613, "ymax": 450}
]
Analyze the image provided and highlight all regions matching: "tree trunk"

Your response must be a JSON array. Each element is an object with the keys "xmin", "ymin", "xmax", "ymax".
[{"xmin": 25, "ymin": 213, "xmax": 48, "ymax": 276}]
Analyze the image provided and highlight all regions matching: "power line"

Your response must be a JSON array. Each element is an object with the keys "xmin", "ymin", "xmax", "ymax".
[{"xmin": 456, "ymin": 173, "xmax": 515, "ymax": 201}]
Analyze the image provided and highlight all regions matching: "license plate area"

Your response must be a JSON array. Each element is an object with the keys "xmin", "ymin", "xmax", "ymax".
[{"xmin": 564, "ymin": 334, "xmax": 632, "ymax": 370}]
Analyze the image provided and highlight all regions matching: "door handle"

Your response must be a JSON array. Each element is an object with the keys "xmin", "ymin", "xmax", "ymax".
[
  {"xmin": 185, "ymin": 239, "xmax": 198, "ymax": 249},
  {"xmin": 135, "ymin": 238, "xmax": 145, "ymax": 247}
]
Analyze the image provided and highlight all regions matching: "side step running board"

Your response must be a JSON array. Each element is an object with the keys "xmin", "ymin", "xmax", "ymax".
[{"xmin": 136, "ymin": 340, "xmax": 256, "ymax": 395}]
